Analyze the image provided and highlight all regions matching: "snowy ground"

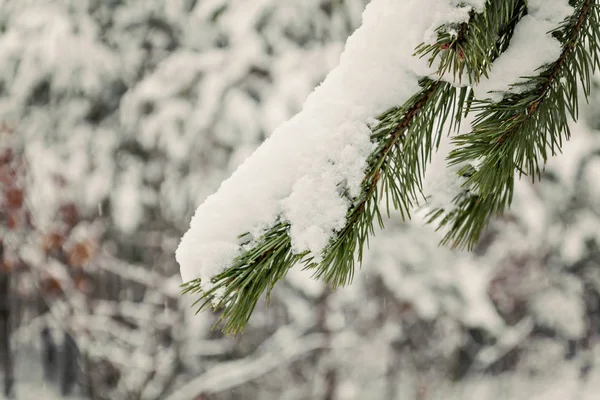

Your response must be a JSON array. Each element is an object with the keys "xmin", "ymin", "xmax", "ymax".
[
  {"xmin": 7, "ymin": 382, "xmax": 75, "ymax": 400},
  {"xmin": 445, "ymin": 368, "xmax": 600, "ymax": 400},
  {"xmin": 367, "ymin": 365, "xmax": 600, "ymax": 400},
  {"xmin": 6, "ymin": 353, "xmax": 600, "ymax": 400},
  {"xmin": 5, "ymin": 347, "xmax": 82, "ymax": 400}
]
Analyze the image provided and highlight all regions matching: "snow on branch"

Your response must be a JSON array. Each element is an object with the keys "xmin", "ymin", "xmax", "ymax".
[
  {"xmin": 177, "ymin": 0, "xmax": 487, "ymax": 333},
  {"xmin": 177, "ymin": 0, "xmax": 598, "ymax": 333},
  {"xmin": 434, "ymin": 0, "xmax": 600, "ymax": 248},
  {"xmin": 177, "ymin": 0, "xmax": 466, "ymax": 283}
]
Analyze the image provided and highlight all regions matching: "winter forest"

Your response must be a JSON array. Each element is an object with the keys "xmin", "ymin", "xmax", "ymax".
[{"xmin": 2, "ymin": 0, "xmax": 600, "ymax": 399}]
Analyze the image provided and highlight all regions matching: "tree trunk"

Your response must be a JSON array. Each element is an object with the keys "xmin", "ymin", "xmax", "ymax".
[
  {"xmin": 41, "ymin": 327, "xmax": 57, "ymax": 382},
  {"xmin": 60, "ymin": 332, "xmax": 79, "ymax": 396},
  {"xmin": 0, "ymin": 268, "xmax": 14, "ymax": 398}
]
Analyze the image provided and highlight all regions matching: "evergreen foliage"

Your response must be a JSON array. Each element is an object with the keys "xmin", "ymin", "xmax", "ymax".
[
  {"xmin": 182, "ymin": 0, "xmax": 600, "ymax": 334},
  {"xmin": 433, "ymin": 0, "xmax": 600, "ymax": 248}
]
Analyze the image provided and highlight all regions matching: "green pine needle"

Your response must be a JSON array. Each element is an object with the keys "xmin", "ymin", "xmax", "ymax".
[
  {"xmin": 431, "ymin": 0, "xmax": 600, "ymax": 249},
  {"xmin": 181, "ymin": 0, "xmax": 600, "ymax": 334}
]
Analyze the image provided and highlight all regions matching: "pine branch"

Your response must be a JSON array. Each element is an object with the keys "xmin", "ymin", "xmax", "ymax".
[
  {"xmin": 308, "ymin": 79, "xmax": 461, "ymax": 287},
  {"xmin": 182, "ymin": 79, "xmax": 462, "ymax": 334},
  {"xmin": 182, "ymin": 222, "xmax": 302, "ymax": 334},
  {"xmin": 414, "ymin": 0, "xmax": 527, "ymax": 83},
  {"xmin": 180, "ymin": 0, "xmax": 585, "ymax": 334},
  {"xmin": 431, "ymin": 0, "xmax": 600, "ymax": 248}
]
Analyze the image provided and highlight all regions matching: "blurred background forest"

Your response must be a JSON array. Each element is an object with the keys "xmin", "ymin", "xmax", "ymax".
[{"xmin": 1, "ymin": 0, "xmax": 600, "ymax": 399}]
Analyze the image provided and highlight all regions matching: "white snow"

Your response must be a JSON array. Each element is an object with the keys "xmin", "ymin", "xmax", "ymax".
[
  {"xmin": 177, "ymin": 0, "xmax": 486, "ymax": 285},
  {"xmin": 112, "ymin": 160, "xmax": 144, "ymax": 233},
  {"xmin": 473, "ymin": 0, "xmax": 573, "ymax": 101},
  {"xmin": 423, "ymin": 0, "xmax": 486, "ymax": 44},
  {"xmin": 0, "ymin": 4, "xmax": 119, "ymax": 103},
  {"xmin": 177, "ymin": 0, "xmax": 578, "ymax": 295},
  {"xmin": 530, "ymin": 285, "xmax": 587, "ymax": 340}
]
